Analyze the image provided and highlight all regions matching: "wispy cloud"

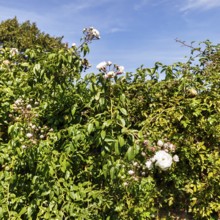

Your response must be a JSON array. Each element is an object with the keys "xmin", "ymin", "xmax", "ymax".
[
  {"xmin": 107, "ymin": 27, "xmax": 127, "ymax": 34},
  {"xmin": 61, "ymin": 0, "xmax": 112, "ymax": 14},
  {"xmin": 0, "ymin": 6, "xmax": 44, "ymax": 23},
  {"xmin": 180, "ymin": 0, "xmax": 220, "ymax": 11},
  {"xmin": 134, "ymin": 0, "xmax": 151, "ymax": 10}
]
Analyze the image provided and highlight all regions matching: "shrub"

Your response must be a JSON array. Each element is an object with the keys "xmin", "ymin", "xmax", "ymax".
[{"xmin": 0, "ymin": 20, "xmax": 219, "ymax": 219}]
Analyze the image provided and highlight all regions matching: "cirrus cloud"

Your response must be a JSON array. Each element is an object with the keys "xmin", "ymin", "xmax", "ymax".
[{"xmin": 181, "ymin": 0, "xmax": 220, "ymax": 11}]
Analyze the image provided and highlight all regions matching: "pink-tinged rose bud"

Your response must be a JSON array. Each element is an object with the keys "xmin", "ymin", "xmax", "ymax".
[
  {"xmin": 150, "ymin": 146, "xmax": 156, "ymax": 152},
  {"xmin": 143, "ymin": 140, "xmax": 149, "ymax": 146},
  {"xmin": 3, "ymin": 60, "xmax": 10, "ymax": 65}
]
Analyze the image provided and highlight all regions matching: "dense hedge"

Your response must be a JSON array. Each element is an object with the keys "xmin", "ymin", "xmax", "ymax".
[{"xmin": 0, "ymin": 24, "xmax": 220, "ymax": 219}]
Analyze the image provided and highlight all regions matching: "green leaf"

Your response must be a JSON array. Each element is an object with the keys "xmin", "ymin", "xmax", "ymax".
[
  {"xmin": 118, "ymin": 136, "xmax": 125, "ymax": 147},
  {"xmin": 126, "ymin": 146, "xmax": 135, "ymax": 161},
  {"xmin": 87, "ymin": 123, "xmax": 94, "ymax": 134},
  {"xmin": 71, "ymin": 106, "xmax": 77, "ymax": 116},
  {"xmin": 114, "ymin": 141, "xmax": 120, "ymax": 155},
  {"xmin": 19, "ymin": 207, "xmax": 27, "ymax": 216},
  {"xmin": 120, "ymin": 107, "xmax": 127, "ymax": 116},
  {"xmin": 103, "ymin": 164, "xmax": 108, "ymax": 178},
  {"xmin": 119, "ymin": 118, "xmax": 126, "ymax": 127},
  {"xmin": 110, "ymin": 167, "xmax": 115, "ymax": 180},
  {"xmin": 103, "ymin": 120, "xmax": 112, "ymax": 128},
  {"xmin": 119, "ymin": 94, "xmax": 126, "ymax": 103},
  {"xmin": 101, "ymin": 130, "xmax": 106, "ymax": 139}
]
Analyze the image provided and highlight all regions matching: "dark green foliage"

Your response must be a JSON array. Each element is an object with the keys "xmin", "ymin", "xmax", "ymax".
[{"xmin": 0, "ymin": 17, "xmax": 65, "ymax": 51}]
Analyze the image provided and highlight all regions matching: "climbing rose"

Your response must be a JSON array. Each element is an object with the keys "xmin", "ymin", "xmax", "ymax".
[
  {"xmin": 153, "ymin": 150, "xmax": 173, "ymax": 170},
  {"xmin": 173, "ymin": 155, "xmax": 179, "ymax": 162},
  {"xmin": 145, "ymin": 160, "xmax": 153, "ymax": 170},
  {"xmin": 106, "ymin": 71, "xmax": 115, "ymax": 78},
  {"xmin": 128, "ymin": 170, "xmax": 135, "ymax": 175},
  {"xmin": 26, "ymin": 133, "xmax": 33, "ymax": 138},
  {"xmin": 96, "ymin": 61, "xmax": 107, "ymax": 70},
  {"xmin": 91, "ymin": 28, "xmax": 100, "ymax": 39},
  {"xmin": 10, "ymin": 48, "xmax": 19, "ymax": 56},
  {"xmin": 117, "ymin": 65, "xmax": 125, "ymax": 73}
]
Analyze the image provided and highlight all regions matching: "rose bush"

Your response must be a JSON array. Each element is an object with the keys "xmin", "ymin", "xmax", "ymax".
[{"xmin": 0, "ymin": 19, "xmax": 220, "ymax": 219}]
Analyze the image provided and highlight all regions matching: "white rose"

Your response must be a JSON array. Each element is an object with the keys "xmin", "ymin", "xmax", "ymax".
[
  {"xmin": 123, "ymin": 182, "xmax": 128, "ymax": 186},
  {"xmin": 106, "ymin": 71, "xmax": 115, "ymax": 78},
  {"xmin": 128, "ymin": 170, "xmax": 135, "ymax": 175},
  {"xmin": 107, "ymin": 61, "xmax": 112, "ymax": 66},
  {"xmin": 145, "ymin": 160, "xmax": 153, "ymax": 170},
  {"xmin": 118, "ymin": 65, "xmax": 125, "ymax": 73},
  {"xmin": 21, "ymin": 145, "xmax": 27, "ymax": 149},
  {"xmin": 31, "ymin": 125, "xmax": 36, "ymax": 129},
  {"xmin": 92, "ymin": 28, "xmax": 100, "ymax": 39},
  {"xmin": 96, "ymin": 61, "xmax": 107, "ymax": 70},
  {"xmin": 3, "ymin": 60, "xmax": 10, "ymax": 65},
  {"xmin": 157, "ymin": 140, "xmax": 164, "ymax": 147},
  {"xmin": 173, "ymin": 155, "xmax": 179, "ymax": 162},
  {"xmin": 153, "ymin": 150, "xmax": 173, "ymax": 171},
  {"xmin": 26, "ymin": 133, "xmax": 33, "ymax": 138},
  {"xmin": 133, "ymin": 161, "xmax": 138, "ymax": 167},
  {"xmin": 10, "ymin": 48, "xmax": 19, "ymax": 56},
  {"xmin": 26, "ymin": 104, "xmax": 32, "ymax": 110},
  {"xmin": 168, "ymin": 143, "xmax": 176, "ymax": 152},
  {"xmin": 141, "ymin": 151, "xmax": 146, "ymax": 156},
  {"xmin": 15, "ymin": 99, "xmax": 22, "ymax": 105}
]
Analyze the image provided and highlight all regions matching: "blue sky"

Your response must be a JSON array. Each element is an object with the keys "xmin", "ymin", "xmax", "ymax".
[{"xmin": 0, "ymin": 0, "xmax": 220, "ymax": 73}]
